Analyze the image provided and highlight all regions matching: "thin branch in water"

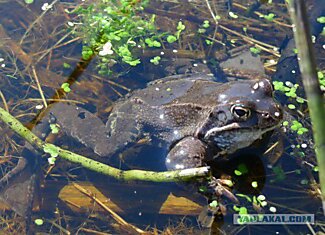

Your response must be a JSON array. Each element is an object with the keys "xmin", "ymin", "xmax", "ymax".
[
  {"xmin": 31, "ymin": 66, "xmax": 47, "ymax": 108},
  {"xmin": 73, "ymin": 182, "xmax": 148, "ymax": 235},
  {"xmin": 0, "ymin": 90, "xmax": 9, "ymax": 112}
]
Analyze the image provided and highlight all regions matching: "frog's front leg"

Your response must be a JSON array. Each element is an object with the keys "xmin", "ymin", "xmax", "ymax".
[
  {"xmin": 166, "ymin": 137, "xmax": 237, "ymax": 202},
  {"xmin": 166, "ymin": 137, "xmax": 238, "ymax": 227},
  {"xmin": 165, "ymin": 137, "xmax": 209, "ymax": 170},
  {"xmin": 166, "ymin": 137, "xmax": 235, "ymax": 201}
]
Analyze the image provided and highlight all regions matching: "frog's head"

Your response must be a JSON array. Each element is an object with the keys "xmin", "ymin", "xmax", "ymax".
[{"xmin": 196, "ymin": 78, "xmax": 282, "ymax": 154}]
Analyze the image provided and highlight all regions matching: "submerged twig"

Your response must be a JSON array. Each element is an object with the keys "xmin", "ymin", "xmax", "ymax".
[
  {"xmin": 31, "ymin": 66, "xmax": 47, "ymax": 108},
  {"xmin": 0, "ymin": 90, "xmax": 8, "ymax": 112},
  {"xmin": 73, "ymin": 183, "xmax": 149, "ymax": 235}
]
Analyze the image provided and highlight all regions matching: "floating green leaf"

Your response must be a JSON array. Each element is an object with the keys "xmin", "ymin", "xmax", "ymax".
[
  {"xmin": 317, "ymin": 16, "xmax": 325, "ymax": 24},
  {"xmin": 175, "ymin": 21, "xmax": 185, "ymax": 39},
  {"xmin": 34, "ymin": 219, "xmax": 43, "ymax": 226},
  {"xmin": 44, "ymin": 144, "xmax": 59, "ymax": 165},
  {"xmin": 205, "ymin": 39, "xmax": 213, "ymax": 45},
  {"xmin": 251, "ymin": 181, "xmax": 258, "ymax": 188},
  {"xmin": 273, "ymin": 81, "xmax": 285, "ymax": 91},
  {"xmin": 263, "ymin": 13, "xmax": 275, "ymax": 21},
  {"xmin": 63, "ymin": 62, "xmax": 71, "ymax": 69},
  {"xmin": 50, "ymin": 124, "xmax": 59, "ymax": 134},
  {"xmin": 297, "ymin": 127, "xmax": 308, "ymax": 135},
  {"xmin": 202, "ymin": 20, "xmax": 210, "ymax": 28},
  {"xmin": 61, "ymin": 83, "xmax": 71, "ymax": 93},
  {"xmin": 44, "ymin": 144, "xmax": 59, "ymax": 158},
  {"xmin": 177, "ymin": 21, "xmax": 185, "ymax": 31},
  {"xmin": 296, "ymin": 97, "xmax": 305, "ymax": 103},
  {"xmin": 150, "ymin": 56, "xmax": 161, "ymax": 65},
  {"xmin": 234, "ymin": 170, "xmax": 242, "ymax": 176},
  {"xmin": 145, "ymin": 38, "xmax": 161, "ymax": 47},
  {"xmin": 166, "ymin": 35, "xmax": 177, "ymax": 43},
  {"xmin": 239, "ymin": 207, "xmax": 248, "ymax": 215},
  {"xmin": 250, "ymin": 47, "xmax": 261, "ymax": 54},
  {"xmin": 198, "ymin": 28, "xmax": 206, "ymax": 34},
  {"xmin": 209, "ymin": 200, "xmax": 218, "ymax": 208}
]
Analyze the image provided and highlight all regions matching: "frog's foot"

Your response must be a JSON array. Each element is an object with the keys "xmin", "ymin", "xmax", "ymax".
[
  {"xmin": 197, "ymin": 176, "xmax": 238, "ymax": 221},
  {"xmin": 197, "ymin": 177, "xmax": 237, "ymax": 228},
  {"xmin": 207, "ymin": 177, "xmax": 239, "ymax": 204}
]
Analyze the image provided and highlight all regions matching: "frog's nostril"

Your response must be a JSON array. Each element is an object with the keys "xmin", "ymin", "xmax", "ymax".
[
  {"xmin": 78, "ymin": 112, "xmax": 86, "ymax": 119},
  {"xmin": 261, "ymin": 113, "xmax": 270, "ymax": 119}
]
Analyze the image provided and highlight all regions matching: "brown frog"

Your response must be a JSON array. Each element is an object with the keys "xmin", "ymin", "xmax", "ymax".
[{"xmin": 42, "ymin": 74, "xmax": 282, "ymax": 196}]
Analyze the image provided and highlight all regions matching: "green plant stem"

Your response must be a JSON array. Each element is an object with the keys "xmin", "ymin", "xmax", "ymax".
[
  {"xmin": 0, "ymin": 106, "xmax": 209, "ymax": 182},
  {"xmin": 288, "ymin": 0, "xmax": 325, "ymax": 210}
]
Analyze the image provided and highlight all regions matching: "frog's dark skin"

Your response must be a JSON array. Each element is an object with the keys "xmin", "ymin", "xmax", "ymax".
[
  {"xmin": 42, "ymin": 75, "xmax": 282, "ymax": 205},
  {"xmin": 48, "ymin": 75, "xmax": 282, "ymax": 168}
]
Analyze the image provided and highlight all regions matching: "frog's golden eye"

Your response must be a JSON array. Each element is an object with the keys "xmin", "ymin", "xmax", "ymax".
[{"xmin": 230, "ymin": 105, "xmax": 251, "ymax": 120}]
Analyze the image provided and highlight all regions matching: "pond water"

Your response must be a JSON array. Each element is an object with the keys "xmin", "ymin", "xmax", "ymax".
[{"xmin": 0, "ymin": 0, "xmax": 324, "ymax": 234}]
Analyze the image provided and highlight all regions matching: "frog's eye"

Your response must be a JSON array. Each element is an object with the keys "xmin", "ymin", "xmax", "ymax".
[{"xmin": 230, "ymin": 105, "xmax": 251, "ymax": 120}]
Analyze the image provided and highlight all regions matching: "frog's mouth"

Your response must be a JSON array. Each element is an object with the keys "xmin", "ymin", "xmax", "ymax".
[
  {"xmin": 203, "ymin": 123, "xmax": 277, "ymax": 139},
  {"xmin": 202, "ymin": 123, "xmax": 278, "ymax": 152},
  {"xmin": 204, "ymin": 123, "xmax": 276, "ymax": 154},
  {"xmin": 204, "ymin": 123, "xmax": 242, "ymax": 137}
]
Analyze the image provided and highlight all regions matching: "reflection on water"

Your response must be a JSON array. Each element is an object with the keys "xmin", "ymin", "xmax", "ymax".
[{"xmin": 0, "ymin": 0, "xmax": 324, "ymax": 234}]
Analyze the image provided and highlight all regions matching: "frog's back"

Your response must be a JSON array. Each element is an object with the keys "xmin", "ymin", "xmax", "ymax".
[{"xmin": 124, "ymin": 74, "xmax": 220, "ymax": 106}]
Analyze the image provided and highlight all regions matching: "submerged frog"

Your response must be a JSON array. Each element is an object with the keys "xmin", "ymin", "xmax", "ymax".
[{"xmin": 42, "ymin": 75, "xmax": 282, "ymax": 195}]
